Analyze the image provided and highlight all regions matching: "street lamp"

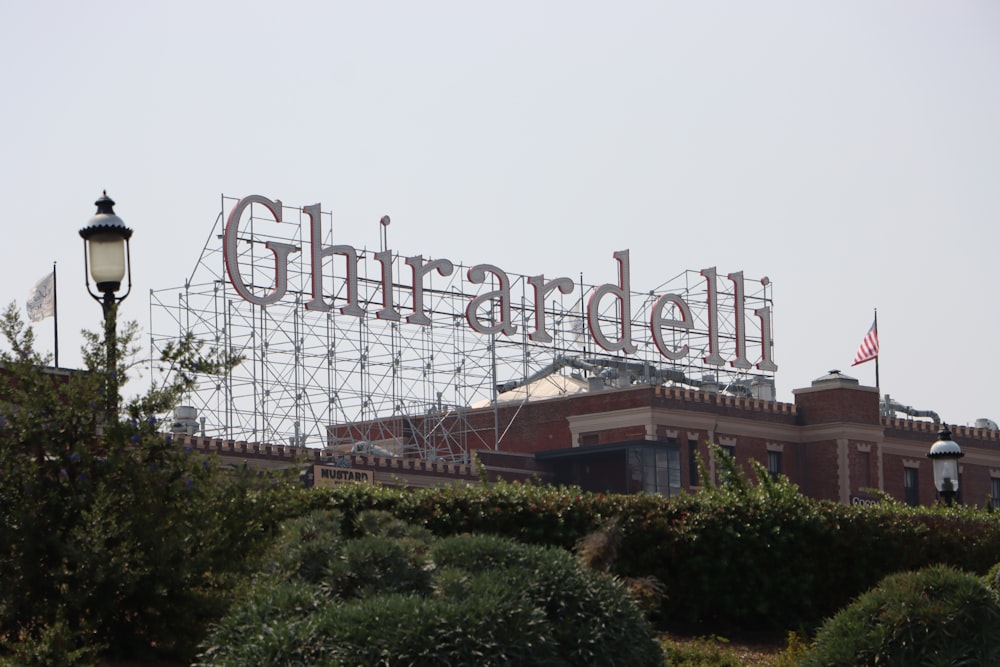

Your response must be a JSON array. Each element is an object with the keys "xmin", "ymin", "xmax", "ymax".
[
  {"xmin": 79, "ymin": 191, "xmax": 133, "ymax": 421},
  {"xmin": 927, "ymin": 425, "xmax": 964, "ymax": 506}
]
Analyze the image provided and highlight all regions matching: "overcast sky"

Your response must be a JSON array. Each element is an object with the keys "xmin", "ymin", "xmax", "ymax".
[{"xmin": 2, "ymin": 1, "xmax": 997, "ymax": 429}]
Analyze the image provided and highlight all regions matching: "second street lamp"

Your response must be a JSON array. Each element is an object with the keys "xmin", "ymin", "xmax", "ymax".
[
  {"xmin": 79, "ymin": 191, "xmax": 133, "ymax": 422},
  {"xmin": 927, "ymin": 425, "xmax": 964, "ymax": 506}
]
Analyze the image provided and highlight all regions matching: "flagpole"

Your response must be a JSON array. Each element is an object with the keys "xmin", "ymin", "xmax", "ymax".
[
  {"xmin": 873, "ymin": 307, "xmax": 879, "ymax": 398},
  {"xmin": 53, "ymin": 262, "xmax": 59, "ymax": 368}
]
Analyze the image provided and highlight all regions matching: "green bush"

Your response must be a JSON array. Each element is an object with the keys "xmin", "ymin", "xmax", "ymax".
[
  {"xmin": 512, "ymin": 548, "xmax": 661, "ymax": 666},
  {"xmin": 264, "ymin": 510, "xmax": 345, "ymax": 584},
  {"xmin": 986, "ymin": 561, "xmax": 1000, "ymax": 595},
  {"xmin": 802, "ymin": 565, "xmax": 1000, "ymax": 666},
  {"xmin": 328, "ymin": 535, "xmax": 434, "ymax": 599},
  {"xmin": 197, "ymin": 579, "xmax": 327, "ymax": 666},
  {"xmin": 314, "ymin": 591, "xmax": 559, "ymax": 666},
  {"xmin": 265, "ymin": 467, "xmax": 1000, "ymax": 634},
  {"xmin": 431, "ymin": 532, "xmax": 538, "ymax": 570},
  {"xmin": 400, "ymin": 480, "xmax": 603, "ymax": 548},
  {"xmin": 610, "ymin": 450, "xmax": 1000, "ymax": 631},
  {"xmin": 354, "ymin": 508, "xmax": 434, "ymax": 544},
  {"xmin": 199, "ymin": 527, "xmax": 662, "ymax": 666},
  {"xmin": 433, "ymin": 534, "xmax": 662, "ymax": 666},
  {"xmin": 204, "ymin": 586, "xmax": 556, "ymax": 667}
]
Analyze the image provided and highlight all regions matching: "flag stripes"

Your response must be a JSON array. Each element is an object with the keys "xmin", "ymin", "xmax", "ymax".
[{"xmin": 852, "ymin": 319, "xmax": 878, "ymax": 366}]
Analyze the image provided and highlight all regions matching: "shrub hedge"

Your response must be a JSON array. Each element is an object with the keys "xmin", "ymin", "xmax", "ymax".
[
  {"xmin": 801, "ymin": 565, "xmax": 1000, "ymax": 666},
  {"xmin": 267, "ymin": 457, "xmax": 1000, "ymax": 632},
  {"xmin": 200, "ymin": 511, "xmax": 663, "ymax": 666}
]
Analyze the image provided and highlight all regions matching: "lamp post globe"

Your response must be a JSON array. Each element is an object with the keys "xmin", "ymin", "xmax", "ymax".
[
  {"xmin": 927, "ymin": 425, "xmax": 964, "ymax": 506},
  {"xmin": 80, "ymin": 191, "xmax": 133, "ymax": 310},
  {"xmin": 80, "ymin": 191, "xmax": 133, "ymax": 422}
]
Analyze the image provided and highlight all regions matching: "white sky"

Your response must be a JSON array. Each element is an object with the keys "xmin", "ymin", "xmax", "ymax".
[{"xmin": 2, "ymin": 1, "xmax": 998, "ymax": 428}]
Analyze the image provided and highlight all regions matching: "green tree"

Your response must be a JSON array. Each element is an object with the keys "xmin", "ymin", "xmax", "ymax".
[{"xmin": 0, "ymin": 303, "xmax": 265, "ymax": 664}]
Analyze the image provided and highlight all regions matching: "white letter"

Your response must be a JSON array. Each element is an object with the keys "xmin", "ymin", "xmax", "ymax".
[
  {"xmin": 728, "ymin": 271, "xmax": 752, "ymax": 369},
  {"xmin": 223, "ymin": 195, "xmax": 297, "ymax": 306},
  {"xmin": 405, "ymin": 255, "xmax": 454, "ymax": 326},
  {"xmin": 466, "ymin": 264, "xmax": 517, "ymax": 335},
  {"xmin": 527, "ymin": 275, "xmax": 574, "ymax": 343},
  {"xmin": 587, "ymin": 250, "xmax": 637, "ymax": 354},
  {"xmin": 700, "ymin": 267, "xmax": 724, "ymax": 366},
  {"xmin": 375, "ymin": 249, "xmax": 399, "ymax": 321},
  {"xmin": 755, "ymin": 277, "xmax": 778, "ymax": 371},
  {"xmin": 650, "ymin": 293, "xmax": 693, "ymax": 360},
  {"xmin": 302, "ymin": 204, "xmax": 364, "ymax": 317}
]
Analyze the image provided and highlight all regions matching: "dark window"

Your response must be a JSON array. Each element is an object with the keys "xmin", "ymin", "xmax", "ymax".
[
  {"xmin": 992, "ymin": 478, "xmax": 1000, "ymax": 510},
  {"xmin": 628, "ymin": 444, "xmax": 681, "ymax": 496},
  {"xmin": 767, "ymin": 450, "xmax": 782, "ymax": 478},
  {"xmin": 904, "ymin": 467, "xmax": 919, "ymax": 506},
  {"xmin": 688, "ymin": 439, "xmax": 699, "ymax": 486},
  {"xmin": 858, "ymin": 453, "xmax": 871, "ymax": 490}
]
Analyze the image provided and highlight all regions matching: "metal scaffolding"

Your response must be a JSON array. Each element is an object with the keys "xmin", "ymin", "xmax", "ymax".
[{"xmin": 149, "ymin": 195, "xmax": 777, "ymax": 460}]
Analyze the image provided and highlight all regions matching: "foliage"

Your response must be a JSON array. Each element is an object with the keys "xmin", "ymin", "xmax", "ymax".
[
  {"xmin": 196, "ymin": 579, "xmax": 328, "ymax": 666},
  {"xmin": 660, "ymin": 635, "xmax": 743, "ymax": 667},
  {"xmin": 199, "ymin": 513, "xmax": 663, "ymax": 666},
  {"xmin": 400, "ymin": 479, "xmax": 605, "ymax": 548},
  {"xmin": 659, "ymin": 632, "xmax": 806, "ymax": 667},
  {"xmin": 325, "ymin": 535, "xmax": 435, "ymax": 599},
  {"xmin": 430, "ymin": 533, "xmax": 664, "ymax": 664},
  {"xmin": 985, "ymin": 561, "xmax": 1000, "ymax": 595},
  {"xmin": 801, "ymin": 565, "xmax": 1000, "ymax": 666},
  {"xmin": 264, "ymin": 448, "xmax": 1000, "ymax": 634},
  {"xmin": 263, "ymin": 509, "xmax": 346, "ymax": 584},
  {"xmin": 576, "ymin": 515, "xmax": 622, "ymax": 573},
  {"xmin": 0, "ymin": 303, "xmax": 275, "ymax": 664},
  {"xmin": 611, "ymin": 446, "xmax": 1000, "ymax": 631},
  {"xmin": 80, "ymin": 320, "xmax": 243, "ymax": 425},
  {"xmin": 8, "ymin": 299, "xmax": 1000, "ymax": 658}
]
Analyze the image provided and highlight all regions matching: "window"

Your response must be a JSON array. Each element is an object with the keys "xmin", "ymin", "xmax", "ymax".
[
  {"xmin": 858, "ymin": 454, "xmax": 871, "ymax": 490},
  {"xmin": 688, "ymin": 439, "xmax": 699, "ymax": 485},
  {"xmin": 628, "ymin": 444, "xmax": 681, "ymax": 496},
  {"xmin": 767, "ymin": 450, "xmax": 782, "ymax": 479},
  {"xmin": 904, "ymin": 467, "xmax": 919, "ymax": 506},
  {"xmin": 992, "ymin": 478, "xmax": 1000, "ymax": 510}
]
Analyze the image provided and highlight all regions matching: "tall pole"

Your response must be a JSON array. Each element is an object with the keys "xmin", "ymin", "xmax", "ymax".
[
  {"xmin": 51, "ymin": 263, "xmax": 60, "ymax": 367},
  {"xmin": 102, "ymin": 295, "xmax": 118, "ymax": 422},
  {"xmin": 873, "ymin": 308, "xmax": 880, "ymax": 397}
]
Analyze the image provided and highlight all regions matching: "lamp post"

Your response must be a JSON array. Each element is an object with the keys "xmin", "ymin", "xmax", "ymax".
[
  {"xmin": 79, "ymin": 191, "xmax": 133, "ymax": 422},
  {"xmin": 927, "ymin": 425, "xmax": 964, "ymax": 506}
]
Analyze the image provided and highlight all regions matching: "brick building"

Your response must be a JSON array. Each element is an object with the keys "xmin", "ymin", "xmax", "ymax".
[
  {"xmin": 174, "ymin": 369, "xmax": 1000, "ymax": 508},
  {"xmin": 317, "ymin": 369, "xmax": 1000, "ymax": 507}
]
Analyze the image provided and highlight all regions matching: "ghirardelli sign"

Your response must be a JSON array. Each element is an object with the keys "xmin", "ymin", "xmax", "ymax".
[{"xmin": 222, "ymin": 194, "xmax": 776, "ymax": 372}]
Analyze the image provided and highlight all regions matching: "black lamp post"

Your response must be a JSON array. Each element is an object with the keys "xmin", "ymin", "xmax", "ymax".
[
  {"xmin": 927, "ymin": 425, "xmax": 964, "ymax": 506},
  {"xmin": 79, "ymin": 191, "xmax": 133, "ymax": 421}
]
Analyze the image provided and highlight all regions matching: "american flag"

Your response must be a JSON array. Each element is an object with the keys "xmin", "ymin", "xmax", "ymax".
[{"xmin": 852, "ymin": 320, "xmax": 878, "ymax": 366}]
